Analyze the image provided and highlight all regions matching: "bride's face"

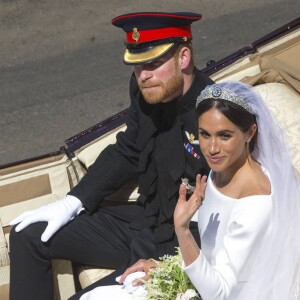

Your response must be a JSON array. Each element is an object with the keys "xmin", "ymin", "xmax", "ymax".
[{"xmin": 198, "ymin": 108, "xmax": 251, "ymax": 174}]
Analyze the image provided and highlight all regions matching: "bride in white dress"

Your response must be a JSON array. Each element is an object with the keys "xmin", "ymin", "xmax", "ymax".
[{"xmin": 81, "ymin": 82, "xmax": 300, "ymax": 300}]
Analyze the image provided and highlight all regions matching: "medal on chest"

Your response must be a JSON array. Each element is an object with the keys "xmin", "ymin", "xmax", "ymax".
[{"xmin": 184, "ymin": 131, "xmax": 200, "ymax": 159}]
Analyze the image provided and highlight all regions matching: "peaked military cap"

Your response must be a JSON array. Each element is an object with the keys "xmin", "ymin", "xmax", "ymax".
[{"xmin": 111, "ymin": 12, "xmax": 202, "ymax": 65}]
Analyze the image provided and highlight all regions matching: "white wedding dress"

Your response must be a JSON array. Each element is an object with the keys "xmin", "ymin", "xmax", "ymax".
[
  {"xmin": 80, "ymin": 169, "xmax": 273, "ymax": 300},
  {"xmin": 184, "ymin": 170, "xmax": 273, "ymax": 300}
]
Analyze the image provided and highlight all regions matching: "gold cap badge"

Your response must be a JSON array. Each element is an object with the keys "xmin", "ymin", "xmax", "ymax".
[{"xmin": 132, "ymin": 28, "xmax": 140, "ymax": 42}]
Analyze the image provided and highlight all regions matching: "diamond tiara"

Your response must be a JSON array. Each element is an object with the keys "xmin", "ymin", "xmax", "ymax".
[{"xmin": 196, "ymin": 85, "xmax": 253, "ymax": 114}]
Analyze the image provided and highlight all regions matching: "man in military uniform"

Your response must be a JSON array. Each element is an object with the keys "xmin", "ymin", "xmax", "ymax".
[{"xmin": 9, "ymin": 12, "xmax": 213, "ymax": 300}]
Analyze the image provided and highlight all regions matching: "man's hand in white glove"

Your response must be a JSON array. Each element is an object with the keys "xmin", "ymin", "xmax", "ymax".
[{"xmin": 10, "ymin": 195, "xmax": 83, "ymax": 242}]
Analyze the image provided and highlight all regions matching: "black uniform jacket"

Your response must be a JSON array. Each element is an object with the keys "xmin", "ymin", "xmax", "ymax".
[{"xmin": 69, "ymin": 68, "xmax": 213, "ymax": 243}]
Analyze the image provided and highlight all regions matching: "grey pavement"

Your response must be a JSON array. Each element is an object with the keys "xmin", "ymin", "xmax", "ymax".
[{"xmin": 0, "ymin": 0, "xmax": 299, "ymax": 165}]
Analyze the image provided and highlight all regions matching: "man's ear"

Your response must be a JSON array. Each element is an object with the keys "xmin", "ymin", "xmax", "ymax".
[{"xmin": 179, "ymin": 46, "xmax": 191, "ymax": 70}]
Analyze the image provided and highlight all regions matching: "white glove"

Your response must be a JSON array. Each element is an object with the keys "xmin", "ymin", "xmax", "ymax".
[
  {"xmin": 80, "ymin": 272, "xmax": 147, "ymax": 300},
  {"xmin": 10, "ymin": 195, "xmax": 83, "ymax": 242},
  {"xmin": 116, "ymin": 271, "xmax": 147, "ymax": 294}
]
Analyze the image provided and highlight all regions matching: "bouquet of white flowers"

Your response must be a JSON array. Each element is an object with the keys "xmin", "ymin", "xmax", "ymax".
[{"xmin": 144, "ymin": 248, "xmax": 201, "ymax": 300}]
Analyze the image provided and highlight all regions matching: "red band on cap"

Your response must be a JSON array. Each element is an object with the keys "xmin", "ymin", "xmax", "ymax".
[{"xmin": 126, "ymin": 25, "xmax": 192, "ymax": 43}]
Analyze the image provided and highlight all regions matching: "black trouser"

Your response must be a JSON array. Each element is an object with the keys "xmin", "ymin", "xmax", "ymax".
[{"xmin": 9, "ymin": 206, "xmax": 200, "ymax": 300}]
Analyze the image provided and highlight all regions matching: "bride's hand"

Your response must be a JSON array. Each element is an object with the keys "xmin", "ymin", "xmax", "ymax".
[
  {"xmin": 118, "ymin": 259, "xmax": 158, "ymax": 287},
  {"xmin": 174, "ymin": 174, "xmax": 207, "ymax": 232}
]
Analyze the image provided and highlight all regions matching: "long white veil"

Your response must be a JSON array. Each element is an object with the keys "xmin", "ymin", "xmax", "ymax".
[{"xmin": 214, "ymin": 81, "xmax": 300, "ymax": 300}]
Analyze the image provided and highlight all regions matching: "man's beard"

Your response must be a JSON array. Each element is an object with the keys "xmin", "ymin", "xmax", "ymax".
[{"xmin": 139, "ymin": 69, "xmax": 183, "ymax": 104}]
